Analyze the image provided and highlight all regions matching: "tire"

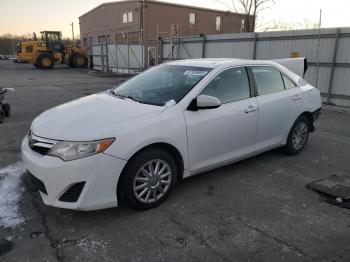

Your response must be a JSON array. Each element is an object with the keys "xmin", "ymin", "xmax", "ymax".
[
  {"xmin": 70, "ymin": 54, "xmax": 87, "ymax": 68},
  {"xmin": 33, "ymin": 64, "xmax": 39, "ymax": 68},
  {"xmin": 3, "ymin": 103, "xmax": 10, "ymax": 117},
  {"xmin": 283, "ymin": 115, "xmax": 310, "ymax": 155},
  {"xmin": 36, "ymin": 53, "xmax": 54, "ymax": 69},
  {"xmin": 119, "ymin": 148, "xmax": 178, "ymax": 210},
  {"xmin": 0, "ymin": 108, "xmax": 4, "ymax": 123}
]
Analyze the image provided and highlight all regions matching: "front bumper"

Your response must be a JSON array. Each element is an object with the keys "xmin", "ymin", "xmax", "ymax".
[{"xmin": 21, "ymin": 135, "xmax": 127, "ymax": 211}]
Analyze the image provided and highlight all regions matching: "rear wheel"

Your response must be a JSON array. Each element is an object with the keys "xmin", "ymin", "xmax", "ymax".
[
  {"xmin": 3, "ymin": 103, "xmax": 10, "ymax": 117},
  {"xmin": 283, "ymin": 116, "xmax": 310, "ymax": 155},
  {"xmin": 119, "ymin": 148, "xmax": 178, "ymax": 210},
  {"xmin": 36, "ymin": 53, "xmax": 54, "ymax": 69},
  {"xmin": 69, "ymin": 54, "xmax": 87, "ymax": 68}
]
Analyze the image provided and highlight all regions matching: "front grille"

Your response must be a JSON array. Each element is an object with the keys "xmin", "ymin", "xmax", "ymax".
[
  {"xmin": 27, "ymin": 172, "xmax": 47, "ymax": 194},
  {"xmin": 28, "ymin": 131, "xmax": 55, "ymax": 156},
  {"xmin": 59, "ymin": 182, "xmax": 85, "ymax": 203}
]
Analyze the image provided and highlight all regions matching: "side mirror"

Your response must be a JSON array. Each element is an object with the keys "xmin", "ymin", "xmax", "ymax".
[{"xmin": 189, "ymin": 95, "xmax": 221, "ymax": 110}]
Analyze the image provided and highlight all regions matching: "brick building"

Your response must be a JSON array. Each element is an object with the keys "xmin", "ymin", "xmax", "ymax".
[{"xmin": 79, "ymin": 0, "xmax": 254, "ymax": 66}]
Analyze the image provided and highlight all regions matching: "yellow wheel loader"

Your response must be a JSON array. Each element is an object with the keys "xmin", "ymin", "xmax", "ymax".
[{"xmin": 17, "ymin": 31, "xmax": 87, "ymax": 69}]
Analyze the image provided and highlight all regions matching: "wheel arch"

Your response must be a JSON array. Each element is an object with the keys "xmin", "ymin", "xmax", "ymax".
[
  {"xmin": 283, "ymin": 110, "xmax": 315, "ymax": 146},
  {"xmin": 299, "ymin": 111, "xmax": 314, "ymax": 132},
  {"xmin": 116, "ymin": 142, "xmax": 185, "ymax": 205},
  {"xmin": 122, "ymin": 142, "xmax": 184, "ymax": 181}
]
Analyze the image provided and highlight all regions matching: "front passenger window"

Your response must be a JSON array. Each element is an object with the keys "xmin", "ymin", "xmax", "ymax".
[
  {"xmin": 251, "ymin": 66, "xmax": 285, "ymax": 95},
  {"xmin": 200, "ymin": 67, "xmax": 250, "ymax": 104}
]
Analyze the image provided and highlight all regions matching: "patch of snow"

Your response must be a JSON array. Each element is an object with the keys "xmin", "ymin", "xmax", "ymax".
[
  {"xmin": 76, "ymin": 237, "xmax": 109, "ymax": 253},
  {"xmin": 0, "ymin": 162, "xmax": 26, "ymax": 228}
]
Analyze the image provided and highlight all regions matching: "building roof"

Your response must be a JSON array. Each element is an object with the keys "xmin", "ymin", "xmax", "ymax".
[{"xmin": 79, "ymin": 0, "xmax": 244, "ymax": 19}]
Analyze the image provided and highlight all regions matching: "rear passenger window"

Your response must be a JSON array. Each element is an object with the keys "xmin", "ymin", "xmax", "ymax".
[
  {"xmin": 251, "ymin": 67, "xmax": 285, "ymax": 95},
  {"xmin": 282, "ymin": 74, "xmax": 297, "ymax": 89},
  {"xmin": 200, "ymin": 67, "xmax": 250, "ymax": 104}
]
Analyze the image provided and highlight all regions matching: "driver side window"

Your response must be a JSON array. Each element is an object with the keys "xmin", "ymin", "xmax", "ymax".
[{"xmin": 200, "ymin": 67, "xmax": 251, "ymax": 104}]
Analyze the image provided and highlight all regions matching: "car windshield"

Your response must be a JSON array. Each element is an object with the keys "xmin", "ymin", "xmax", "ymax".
[{"xmin": 113, "ymin": 65, "xmax": 211, "ymax": 106}]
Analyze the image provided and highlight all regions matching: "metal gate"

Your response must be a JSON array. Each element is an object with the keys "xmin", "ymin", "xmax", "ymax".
[{"xmin": 92, "ymin": 41, "xmax": 144, "ymax": 74}]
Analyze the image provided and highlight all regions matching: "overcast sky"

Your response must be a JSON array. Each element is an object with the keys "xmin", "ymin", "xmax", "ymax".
[{"xmin": 0, "ymin": 0, "xmax": 349, "ymax": 37}]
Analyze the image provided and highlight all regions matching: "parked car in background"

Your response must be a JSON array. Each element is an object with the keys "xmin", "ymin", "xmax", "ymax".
[
  {"xmin": 21, "ymin": 58, "xmax": 321, "ymax": 211},
  {"xmin": 11, "ymin": 57, "xmax": 27, "ymax": 63}
]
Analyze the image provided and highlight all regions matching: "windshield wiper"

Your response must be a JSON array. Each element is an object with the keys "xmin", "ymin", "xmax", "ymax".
[
  {"xmin": 111, "ymin": 90, "xmax": 140, "ymax": 102},
  {"xmin": 110, "ymin": 90, "xmax": 162, "ymax": 106}
]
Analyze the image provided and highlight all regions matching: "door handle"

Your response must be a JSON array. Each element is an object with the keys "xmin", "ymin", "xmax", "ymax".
[
  {"xmin": 245, "ymin": 105, "xmax": 257, "ymax": 113},
  {"xmin": 293, "ymin": 94, "xmax": 302, "ymax": 101}
]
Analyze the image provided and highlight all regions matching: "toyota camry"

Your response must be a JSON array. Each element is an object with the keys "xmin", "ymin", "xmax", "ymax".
[{"xmin": 21, "ymin": 58, "xmax": 321, "ymax": 210}]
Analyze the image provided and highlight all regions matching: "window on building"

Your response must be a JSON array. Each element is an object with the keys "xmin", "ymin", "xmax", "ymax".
[
  {"xmin": 189, "ymin": 12, "xmax": 196, "ymax": 26},
  {"xmin": 98, "ymin": 35, "xmax": 110, "ymax": 43},
  {"xmin": 128, "ymin": 11, "xmax": 133, "ymax": 22},
  {"xmin": 123, "ymin": 12, "xmax": 128, "ymax": 23},
  {"xmin": 83, "ymin": 37, "xmax": 88, "ymax": 47},
  {"xmin": 216, "ymin": 16, "xmax": 223, "ymax": 31},
  {"xmin": 241, "ymin": 18, "xmax": 245, "ymax": 32}
]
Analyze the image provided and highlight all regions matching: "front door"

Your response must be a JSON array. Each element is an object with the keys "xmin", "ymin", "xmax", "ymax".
[{"xmin": 184, "ymin": 67, "xmax": 258, "ymax": 172}]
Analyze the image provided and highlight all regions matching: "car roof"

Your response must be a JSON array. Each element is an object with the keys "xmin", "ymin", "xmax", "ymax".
[{"xmin": 167, "ymin": 58, "xmax": 278, "ymax": 69}]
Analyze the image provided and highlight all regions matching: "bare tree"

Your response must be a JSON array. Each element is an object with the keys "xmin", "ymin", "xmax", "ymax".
[
  {"xmin": 214, "ymin": 0, "xmax": 275, "ymax": 32},
  {"xmin": 262, "ymin": 19, "xmax": 320, "ymax": 32}
]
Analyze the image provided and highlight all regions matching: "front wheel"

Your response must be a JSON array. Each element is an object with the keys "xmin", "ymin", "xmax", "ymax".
[
  {"xmin": 119, "ymin": 148, "xmax": 178, "ymax": 210},
  {"xmin": 283, "ymin": 116, "xmax": 310, "ymax": 155}
]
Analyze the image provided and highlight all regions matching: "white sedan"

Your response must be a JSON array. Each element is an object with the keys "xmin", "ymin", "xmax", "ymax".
[{"xmin": 21, "ymin": 58, "xmax": 321, "ymax": 211}]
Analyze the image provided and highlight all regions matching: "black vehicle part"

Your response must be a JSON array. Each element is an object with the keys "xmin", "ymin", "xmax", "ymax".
[
  {"xmin": 27, "ymin": 172, "xmax": 47, "ymax": 194},
  {"xmin": 0, "ymin": 107, "xmax": 4, "ymax": 123},
  {"xmin": 59, "ymin": 182, "xmax": 86, "ymax": 203},
  {"xmin": 3, "ymin": 103, "xmax": 10, "ymax": 117}
]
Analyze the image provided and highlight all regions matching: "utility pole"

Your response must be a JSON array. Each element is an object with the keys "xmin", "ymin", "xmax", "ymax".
[
  {"xmin": 12, "ymin": 38, "xmax": 15, "ymax": 57},
  {"xmin": 70, "ymin": 22, "xmax": 75, "ymax": 47}
]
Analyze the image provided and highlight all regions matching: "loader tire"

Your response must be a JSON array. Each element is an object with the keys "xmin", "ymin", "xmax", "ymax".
[
  {"xmin": 36, "ymin": 53, "xmax": 54, "ymax": 69},
  {"xmin": 70, "ymin": 54, "xmax": 87, "ymax": 68}
]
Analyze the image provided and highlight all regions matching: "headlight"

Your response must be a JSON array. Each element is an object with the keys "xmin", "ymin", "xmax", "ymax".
[{"xmin": 47, "ymin": 138, "xmax": 115, "ymax": 161}]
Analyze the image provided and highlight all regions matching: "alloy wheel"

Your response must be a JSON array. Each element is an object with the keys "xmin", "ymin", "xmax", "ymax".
[
  {"xmin": 292, "ymin": 122, "xmax": 308, "ymax": 150},
  {"xmin": 133, "ymin": 159, "xmax": 172, "ymax": 204}
]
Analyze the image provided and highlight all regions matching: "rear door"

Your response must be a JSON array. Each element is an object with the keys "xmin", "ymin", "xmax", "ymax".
[
  {"xmin": 249, "ymin": 66, "xmax": 301, "ymax": 151},
  {"xmin": 184, "ymin": 67, "xmax": 258, "ymax": 172}
]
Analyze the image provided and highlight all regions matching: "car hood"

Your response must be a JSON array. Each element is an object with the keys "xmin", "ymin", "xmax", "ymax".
[{"xmin": 31, "ymin": 92, "xmax": 167, "ymax": 141}]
